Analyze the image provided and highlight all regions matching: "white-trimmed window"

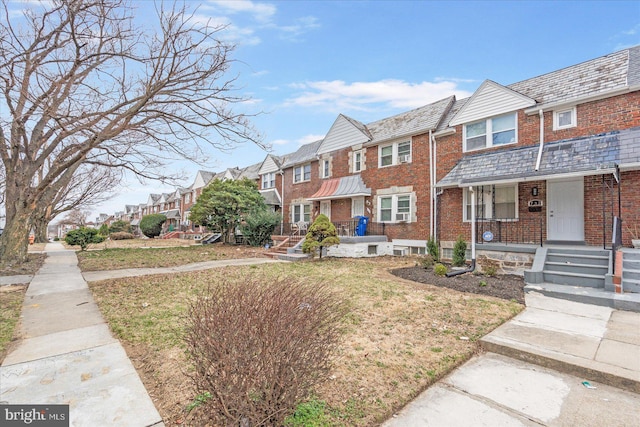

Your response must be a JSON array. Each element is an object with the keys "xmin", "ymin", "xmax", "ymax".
[
  {"xmin": 292, "ymin": 204, "xmax": 311, "ymax": 223},
  {"xmin": 378, "ymin": 194, "xmax": 412, "ymax": 222},
  {"xmin": 293, "ymin": 164, "xmax": 311, "ymax": 183},
  {"xmin": 262, "ymin": 172, "xmax": 276, "ymax": 189},
  {"xmin": 553, "ymin": 107, "xmax": 576, "ymax": 130},
  {"xmin": 353, "ymin": 150, "xmax": 363, "ymax": 173},
  {"xmin": 379, "ymin": 140, "xmax": 412, "ymax": 167},
  {"xmin": 185, "ymin": 193, "xmax": 191, "ymax": 204},
  {"xmin": 464, "ymin": 113, "xmax": 517, "ymax": 152},
  {"xmin": 464, "ymin": 185, "xmax": 518, "ymax": 221},
  {"xmin": 321, "ymin": 159, "xmax": 331, "ymax": 178}
]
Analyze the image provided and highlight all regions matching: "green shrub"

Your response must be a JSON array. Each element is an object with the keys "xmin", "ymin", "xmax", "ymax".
[
  {"xmin": 427, "ymin": 236, "xmax": 439, "ymax": 261},
  {"xmin": 110, "ymin": 232, "xmax": 135, "ymax": 240},
  {"xmin": 98, "ymin": 223, "xmax": 109, "ymax": 237},
  {"xmin": 109, "ymin": 220, "xmax": 134, "ymax": 234},
  {"xmin": 239, "ymin": 209, "xmax": 280, "ymax": 247},
  {"xmin": 452, "ymin": 235, "xmax": 467, "ymax": 267},
  {"xmin": 64, "ymin": 227, "xmax": 105, "ymax": 251},
  {"xmin": 139, "ymin": 214, "xmax": 166, "ymax": 238},
  {"xmin": 419, "ymin": 254, "xmax": 435, "ymax": 269},
  {"xmin": 302, "ymin": 214, "xmax": 340, "ymax": 258},
  {"xmin": 53, "ymin": 236, "xmax": 59, "ymax": 241},
  {"xmin": 433, "ymin": 263, "xmax": 447, "ymax": 276}
]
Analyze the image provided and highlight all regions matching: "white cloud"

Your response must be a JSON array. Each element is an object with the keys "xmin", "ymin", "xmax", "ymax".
[
  {"xmin": 297, "ymin": 134, "xmax": 324, "ymax": 145},
  {"xmin": 270, "ymin": 139, "xmax": 290, "ymax": 146},
  {"xmin": 285, "ymin": 79, "xmax": 473, "ymax": 112},
  {"xmin": 205, "ymin": 0, "xmax": 276, "ymax": 23}
]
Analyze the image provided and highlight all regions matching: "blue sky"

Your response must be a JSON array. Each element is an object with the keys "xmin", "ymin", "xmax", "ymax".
[{"xmin": 43, "ymin": 0, "xmax": 640, "ymax": 220}]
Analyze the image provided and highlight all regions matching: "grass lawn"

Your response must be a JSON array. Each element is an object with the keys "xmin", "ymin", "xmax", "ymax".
[
  {"xmin": 0, "ymin": 285, "xmax": 27, "ymax": 360},
  {"xmin": 88, "ymin": 256, "xmax": 523, "ymax": 426},
  {"xmin": 76, "ymin": 242, "xmax": 267, "ymax": 271}
]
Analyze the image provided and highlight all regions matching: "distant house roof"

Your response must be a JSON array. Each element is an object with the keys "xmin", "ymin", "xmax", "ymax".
[
  {"xmin": 436, "ymin": 127, "xmax": 640, "ymax": 188},
  {"xmin": 307, "ymin": 175, "xmax": 371, "ymax": 201}
]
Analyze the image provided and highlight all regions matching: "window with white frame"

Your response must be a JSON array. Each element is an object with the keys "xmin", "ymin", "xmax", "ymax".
[
  {"xmin": 321, "ymin": 159, "xmax": 330, "ymax": 178},
  {"xmin": 553, "ymin": 107, "xmax": 576, "ymax": 130},
  {"xmin": 262, "ymin": 172, "xmax": 276, "ymax": 189},
  {"xmin": 379, "ymin": 140, "xmax": 412, "ymax": 167},
  {"xmin": 293, "ymin": 164, "xmax": 311, "ymax": 183},
  {"xmin": 464, "ymin": 185, "xmax": 518, "ymax": 221},
  {"xmin": 378, "ymin": 194, "xmax": 412, "ymax": 222},
  {"xmin": 185, "ymin": 193, "xmax": 191, "ymax": 204},
  {"xmin": 353, "ymin": 150, "xmax": 363, "ymax": 172},
  {"xmin": 464, "ymin": 113, "xmax": 517, "ymax": 152},
  {"xmin": 292, "ymin": 204, "xmax": 311, "ymax": 223}
]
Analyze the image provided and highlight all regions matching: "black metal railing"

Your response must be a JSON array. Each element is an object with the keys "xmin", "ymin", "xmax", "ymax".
[
  {"xmin": 278, "ymin": 220, "xmax": 386, "ymax": 238},
  {"xmin": 475, "ymin": 217, "xmax": 544, "ymax": 246}
]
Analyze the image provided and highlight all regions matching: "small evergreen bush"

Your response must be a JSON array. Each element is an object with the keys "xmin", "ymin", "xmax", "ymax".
[
  {"xmin": 427, "ymin": 236, "xmax": 439, "ymax": 261},
  {"xmin": 64, "ymin": 227, "xmax": 105, "ymax": 251},
  {"xmin": 239, "ymin": 209, "xmax": 280, "ymax": 247},
  {"xmin": 139, "ymin": 214, "xmax": 166, "ymax": 238},
  {"xmin": 452, "ymin": 235, "xmax": 467, "ymax": 267},
  {"xmin": 433, "ymin": 263, "xmax": 447, "ymax": 276}
]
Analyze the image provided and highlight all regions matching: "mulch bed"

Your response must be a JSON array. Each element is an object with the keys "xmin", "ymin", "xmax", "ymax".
[{"xmin": 391, "ymin": 266, "xmax": 526, "ymax": 304}]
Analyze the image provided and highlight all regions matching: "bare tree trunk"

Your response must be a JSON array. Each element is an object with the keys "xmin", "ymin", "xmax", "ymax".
[
  {"xmin": 32, "ymin": 216, "xmax": 49, "ymax": 243},
  {"xmin": 0, "ymin": 208, "xmax": 32, "ymax": 267}
]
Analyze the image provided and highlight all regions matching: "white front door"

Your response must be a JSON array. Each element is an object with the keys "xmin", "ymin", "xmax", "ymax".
[
  {"xmin": 547, "ymin": 179, "xmax": 584, "ymax": 241},
  {"xmin": 320, "ymin": 201, "xmax": 331, "ymax": 220}
]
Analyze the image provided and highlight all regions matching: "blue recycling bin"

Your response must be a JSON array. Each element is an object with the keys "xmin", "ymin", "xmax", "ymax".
[{"xmin": 355, "ymin": 216, "xmax": 369, "ymax": 236}]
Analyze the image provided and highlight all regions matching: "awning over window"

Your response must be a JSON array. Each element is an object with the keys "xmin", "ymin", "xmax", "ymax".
[
  {"xmin": 308, "ymin": 175, "xmax": 371, "ymax": 201},
  {"xmin": 436, "ymin": 127, "xmax": 640, "ymax": 188},
  {"xmin": 162, "ymin": 209, "xmax": 181, "ymax": 220}
]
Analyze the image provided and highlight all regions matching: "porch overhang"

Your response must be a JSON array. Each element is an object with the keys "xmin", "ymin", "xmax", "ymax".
[
  {"xmin": 260, "ymin": 188, "xmax": 281, "ymax": 205},
  {"xmin": 308, "ymin": 175, "xmax": 371, "ymax": 201},
  {"xmin": 436, "ymin": 127, "xmax": 640, "ymax": 188},
  {"xmin": 161, "ymin": 209, "xmax": 181, "ymax": 220}
]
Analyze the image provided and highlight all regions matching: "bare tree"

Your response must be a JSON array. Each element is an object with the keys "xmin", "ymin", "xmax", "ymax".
[
  {"xmin": 63, "ymin": 208, "xmax": 90, "ymax": 228},
  {"xmin": 31, "ymin": 164, "xmax": 121, "ymax": 242},
  {"xmin": 0, "ymin": 0, "xmax": 263, "ymax": 266}
]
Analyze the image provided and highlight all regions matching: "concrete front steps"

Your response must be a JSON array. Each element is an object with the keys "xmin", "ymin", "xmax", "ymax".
[
  {"xmin": 525, "ymin": 246, "xmax": 640, "ymax": 312},
  {"xmin": 622, "ymin": 249, "xmax": 640, "ymax": 293},
  {"xmin": 265, "ymin": 235, "xmax": 310, "ymax": 261}
]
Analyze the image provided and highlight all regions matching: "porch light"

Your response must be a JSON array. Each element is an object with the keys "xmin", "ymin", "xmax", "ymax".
[{"xmin": 532, "ymin": 187, "xmax": 538, "ymax": 196}]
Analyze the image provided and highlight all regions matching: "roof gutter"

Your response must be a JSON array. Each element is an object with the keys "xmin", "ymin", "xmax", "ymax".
[{"xmin": 524, "ymin": 86, "xmax": 640, "ymax": 115}]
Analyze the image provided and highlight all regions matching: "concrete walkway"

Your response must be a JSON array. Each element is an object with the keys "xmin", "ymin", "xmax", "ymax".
[
  {"xmin": 384, "ymin": 292, "xmax": 640, "ymax": 426},
  {"xmin": 0, "ymin": 243, "xmax": 164, "ymax": 426},
  {"xmin": 82, "ymin": 257, "xmax": 283, "ymax": 282}
]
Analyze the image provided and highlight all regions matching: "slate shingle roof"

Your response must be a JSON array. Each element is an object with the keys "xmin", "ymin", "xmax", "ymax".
[
  {"xmin": 367, "ymin": 96, "xmax": 455, "ymax": 143},
  {"xmin": 281, "ymin": 139, "xmax": 323, "ymax": 168},
  {"xmin": 437, "ymin": 126, "xmax": 640, "ymax": 187}
]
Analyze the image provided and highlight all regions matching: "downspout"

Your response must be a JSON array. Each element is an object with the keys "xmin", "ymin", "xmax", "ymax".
[
  {"xmin": 433, "ymin": 132, "xmax": 439, "ymax": 242},
  {"xmin": 428, "ymin": 130, "xmax": 434, "ymax": 238},
  {"xmin": 447, "ymin": 186, "xmax": 476, "ymax": 276},
  {"xmin": 535, "ymin": 109, "xmax": 544, "ymax": 171},
  {"xmin": 280, "ymin": 170, "xmax": 285, "ymax": 235}
]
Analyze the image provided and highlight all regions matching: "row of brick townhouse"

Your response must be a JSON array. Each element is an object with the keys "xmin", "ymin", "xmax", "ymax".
[{"xmin": 112, "ymin": 46, "xmax": 640, "ymax": 265}]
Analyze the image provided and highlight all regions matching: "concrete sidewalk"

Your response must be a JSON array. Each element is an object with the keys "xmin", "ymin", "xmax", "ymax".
[
  {"xmin": 385, "ymin": 292, "xmax": 640, "ymax": 426},
  {"xmin": 0, "ymin": 243, "xmax": 164, "ymax": 426},
  {"xmin": 82, "ymin": 257, "xmax": 283, "ymax": 282}
]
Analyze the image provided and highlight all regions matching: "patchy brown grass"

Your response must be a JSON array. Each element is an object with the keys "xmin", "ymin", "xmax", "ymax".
[
  {"xmin": 0, "ymin": 285, "xmax": 27, "ymax": 361},
  {"xmin": 0, "ymin": 253, "xmax": 46, "ymax": 277},
  {"xmin": 89, "ymin": 257, "xmax": 523, "ymax": 426},
  {"xmin": 76, "ymin": 243, "xmax": 268, "ymax": 271}
]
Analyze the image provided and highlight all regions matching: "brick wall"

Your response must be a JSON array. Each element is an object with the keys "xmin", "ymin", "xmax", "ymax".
[{"xmin": 436, "ymin": 91, "xmax": 640, "ymax": 247}]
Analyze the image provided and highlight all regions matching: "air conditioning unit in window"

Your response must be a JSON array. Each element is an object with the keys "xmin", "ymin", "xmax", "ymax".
[
  {"xmin": 395, "ymin": 212, "xmax": 409, "ymax": 222},
  {"xmin": 393, "ymin": 247, "xmax": 409, "ymax": 256},
  {"xmin": 399, "ymin": 154, "xmax": 411, "ymax": 163}
]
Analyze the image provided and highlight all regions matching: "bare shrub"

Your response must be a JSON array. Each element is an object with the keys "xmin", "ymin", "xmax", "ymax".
[
  {"xmin": 109, "ymin": 232, "xmax": 135, "ymax": 240},
  {"xmin": 185, "ymin": 272, "xmax": 347, "ymax": 426}
]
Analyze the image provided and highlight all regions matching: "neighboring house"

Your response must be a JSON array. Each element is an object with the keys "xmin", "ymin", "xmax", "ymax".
[{"xmin": 434, "ymin": 46, "xmax": 640, "ymax": 250}]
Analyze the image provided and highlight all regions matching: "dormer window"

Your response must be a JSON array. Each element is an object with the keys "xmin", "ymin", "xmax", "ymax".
[
  {"xmin": 553, "ymin": 107, "xmax": 576, "ymax": 130},
  {"xmin": 464, "ymin": 113, "xmax": 516, "ymax": 152},
  {"xmin": 262, "ymin": 172, "xmax": 275, "ymax": 189}
]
